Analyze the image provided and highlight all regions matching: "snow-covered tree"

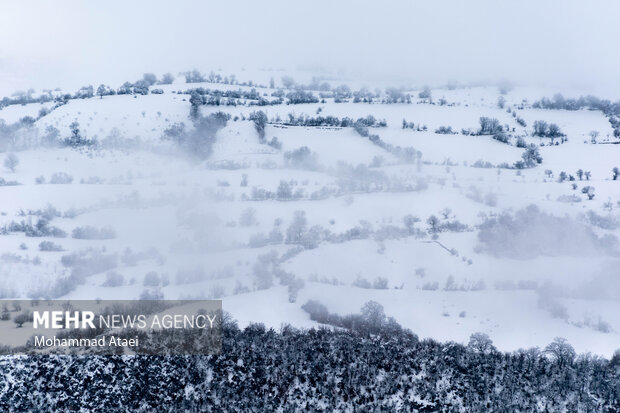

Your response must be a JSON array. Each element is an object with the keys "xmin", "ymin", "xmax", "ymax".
[
  {"xmin": 467, "ymin": 332, "xmax": 496, "ymax": 354},
  {"xmin": 159, "ymin": 72, "xmax": 175, "ymax": 85},
  {"xmin": 3, "ymin": 153, "xmax": 18, "ymax": 172},
  {"xmin": 544, "ymin": 337, "xmax": 576, "ymax": 368}
]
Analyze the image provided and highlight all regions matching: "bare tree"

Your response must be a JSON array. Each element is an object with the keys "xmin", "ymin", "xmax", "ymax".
[
  {"xmin": 497, "ymin": 96, "xmax": 505, "ymax": 108},
  {"xmin": 361, "ymin": 301, "xmax": 386, "ymax": 328},
  {"xmin": 3, "ymin": 153, "xmax": 19, "ymax": 172},
  {"xmin": 544, "ymin": 337, "xmax": 576, "ymax": 368},
  {"xmin": 418, "ymin": 86, "xmax": 432, "ymax": 100},
  {"xmin": 159, "ymin": 73, "xmax": 175, "ymax": 85},
  {"xmin": 467, "ymin": 332, "xmax": 497, "ymax": 354}
]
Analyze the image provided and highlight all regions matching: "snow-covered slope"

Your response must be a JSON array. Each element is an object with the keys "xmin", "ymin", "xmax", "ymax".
[{"xmin": 1, "ymin": 76, "xmax": 619, "ymax": 356}]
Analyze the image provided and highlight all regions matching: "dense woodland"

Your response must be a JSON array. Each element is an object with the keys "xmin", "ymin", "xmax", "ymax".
[{"xmin": 0, "ymin": 319, "xmax": 618, "ymax": 412}]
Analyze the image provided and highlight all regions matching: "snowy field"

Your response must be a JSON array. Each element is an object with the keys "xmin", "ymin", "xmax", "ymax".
[{"xmin": 1, "ymin": 72, "xmax": 619, "ymax": 357}]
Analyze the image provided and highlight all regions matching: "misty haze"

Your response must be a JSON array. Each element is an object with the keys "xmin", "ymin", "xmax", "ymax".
[{"xmin": 0, "ymin": 1, "xmax": 619, "ymax": 411}]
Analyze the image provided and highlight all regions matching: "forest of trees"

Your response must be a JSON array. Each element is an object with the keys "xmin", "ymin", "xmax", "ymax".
[{"xmin": 0, "ymin": 317, "xmax": 617, "ymax": 411}]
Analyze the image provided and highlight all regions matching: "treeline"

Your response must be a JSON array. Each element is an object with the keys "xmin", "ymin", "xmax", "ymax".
[
  {"xmin": 278, "ymin": 113, "xmax": 387, "ymax": 128},
  {"xmin": 533, "ymin": 93, "xmax": 620, "ymax": 138},
  {"xmin": 352, "ymin": 121, "xmax": 424, "ymax": 164},
  {"xmin": 0, "ymin": 69, "xmax": 272, "ymax": 111},
  {"xmin": 0, "ymin": 317, "xmax": 617, "ymax": 411},
  {"xmin": 185, "ymin": 88, "xmax": 278, "ymax": 107},
  {"xmin": 0, "ymin": 91, "xmax": 57, "ymax": 109},
  {"xmin": 0, "ymin": 73, "xmax": 173, "ymax": 111},
  {"xmin": 184, "ymin": 88, "xmax": 324, "ymax": 107},
  {"xmin": 533, "ymin": 93, "xmax": 620, "ymax": 114}
]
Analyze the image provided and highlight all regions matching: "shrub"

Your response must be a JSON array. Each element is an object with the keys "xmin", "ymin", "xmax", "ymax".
[
  {"xmin": 159, "ymin": 73, "xmax": 175, "ymax": 85},
  {"xmin": 493, "ymin": 132, "xmax": 509, "ymax": 144},
  {"xmin": 353, "ymin": 276, "xmax": 372, "ymax": 289},
  {"xmin": 38, "ymin": 241, "xmax": 63, "ymax": 251},
  {"xmin": 418, "ymin": 86, "xmax": 431, "ymax": 99},
  {"xmin": 533, "ymin": 121, "xmax": 564, "ymax": 139},
  {"xmin": 72, "ymin": 226, "xmax": 116, "ymax": 240},
  {"xmin": 586, "ymin": 210, "xmax": 619, "ymax": 230},
  {"xmin": 519, "ymin": 145, "xmax": 543, "ymax": 168},
  {"xmin": 547, "ymin": 123, "xmax": 563, "ymax": 138},
  {"xmin": 248, "ymin": 232, "xmax": 269, "ymax": 248},
  {"xmin": 276, "ymin": 181, "xmax": 293, "ymax": 200},
  {"xmin": 286, "ymin": 90, "xmax": 319, "ymax": 104},
  {"xmin": 353, "ymin": 122, "xmax": 369, "ymax": 137},
  {"xmin": 285, "ymin": 211, "xmax": 307, "ymax": 245},
  {"xmin": 484, "ymin": 192, "xmax": 498, "ymax": 207},
  {"xmin": 373, "ymin": 277, "xmax": 388, "ymax": 289},
  {"xmin": 184, "ymin": 69, "xmax": 206, "ymax": 83},
  {"xmin": 252, "ymin": 252, "xmax": 278, "ymax": 290},
  {"xmin": 384, "ymin": 88, "xmax": 405, "ymax": 103},
  {"xmin": 163, "ymin": 111, "xmax": 229, "ymax": 159},
  {"xmin": 479, "ymin": 117, "xmax": 502, "ymax": 135},
  {"xmin": 13, "ymin": 312, "xmax": 30, "ymax": 328},
  {"xmin": 143, "ymin": 272, "xmax": 161, "ymax": 287},
  {"xmin": 1, "ymin": 307, "xmax": 10, "ymax": 321},
  {"xmin": 301, "ymin": 300, "xmax": 329, "ymax": 323},
  {"xmin": 139, "ymin": 288, "xmax": 164, "ymax": 300},
  {"xmin": 472, "ymin": 160, "xmax": 495, "ymax": 168},
  {"xmin": 581, "ymin": 186, "xmax": 595, "ymax": 200},
  {"xmin": 239, "ymin": 208, "xmax": 257, "ymax": 227},
  {"xmin": 533, "ymin": 120, "xmax": 548, "ymax": 137},
  {"xmin": 49, "ymin": 172, "xmax": 73, "ymax": 184},
  {"xmin": 284, "ymin": 147, "xmax": 319, "ymax": 170},
  {"xmin": 267, "ymin": 137, "xmax": 281, "ymax": 149},
  {"xmin": 3, "ymin": 218, "xmax": 67, "ymax": 238},
  {"xmin": 434, "ymin": 126, "xmax": 455, "ymax": 134},
  {"xmin": 102, "ymin": 271, "xmax": 124, "ymax": 287},
  {"xmin": 61, "ymin": 249, "xmax": 117, "ymax": 272},
  {"xmin": 287, "ymin": 278, "xmax": 304, "ymax": 303},
  {"xmin": 556, "ymin": 194, "xmax": 581, "ymax": 203}
]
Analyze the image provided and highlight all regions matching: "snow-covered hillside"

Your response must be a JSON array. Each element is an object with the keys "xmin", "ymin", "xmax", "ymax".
[{"xmin": 1, "ymin": 72, "xmax": 619, "ymax": 356}]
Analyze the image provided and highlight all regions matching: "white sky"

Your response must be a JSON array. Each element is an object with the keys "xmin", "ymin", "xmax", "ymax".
[{"xmin": 1, "ymin": 0, "xmax": 619, "ymax": 97}]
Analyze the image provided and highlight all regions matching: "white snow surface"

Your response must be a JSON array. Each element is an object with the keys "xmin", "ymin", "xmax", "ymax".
[{"xmin": 0, "ymin": 79, "xmax": 619, "ymax": 357}]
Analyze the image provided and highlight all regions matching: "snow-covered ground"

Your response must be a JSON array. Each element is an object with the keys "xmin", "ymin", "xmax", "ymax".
[{"xmin": 1, "ymin": 75, "xmax": 619, "ymax": 357}]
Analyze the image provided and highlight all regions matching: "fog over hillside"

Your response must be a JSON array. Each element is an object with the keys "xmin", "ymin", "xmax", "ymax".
[
  {"xmin": 0, "ymin": 2, "xmax": 619, "ymax": 411},
  {"xmin": 2, "ymin": 0, "xmax": 620, "ymax": 96}
]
